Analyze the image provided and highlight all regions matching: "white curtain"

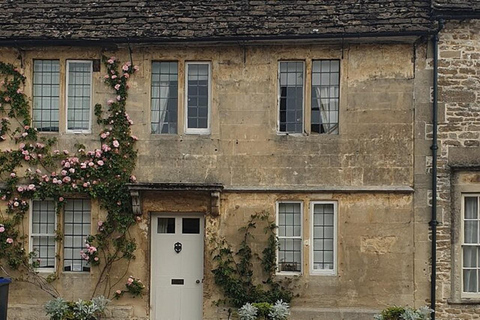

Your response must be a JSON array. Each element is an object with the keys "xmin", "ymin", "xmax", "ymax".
[
  {"xmin": 314, "ymin": 87, "xmax": 337, "ymax": 134},
  {"xmin": 152, "ymin": 84, "xmax": 170, "ymax": 133}
]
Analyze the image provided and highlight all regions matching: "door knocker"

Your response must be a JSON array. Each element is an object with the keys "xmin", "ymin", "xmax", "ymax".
[{"xmin": 174, "ymin": 242, "xmax": 182, "ymax": 253}]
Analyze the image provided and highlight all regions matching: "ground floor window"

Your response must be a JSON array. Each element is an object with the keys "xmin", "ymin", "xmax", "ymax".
[
  {"xmin": 30, "ymin": 198, "xmax": 91, "ymax": 272},
  {"xmin": 311, "ymin": 201, "xmax": 337, "ymax": 275},
  {"xmin": 463, "ymin": 195, "xmax": 480, "ymax": 294},
  {"xmin": 276, "ymin": 201, "xmax": 302, "ymax": 273}
]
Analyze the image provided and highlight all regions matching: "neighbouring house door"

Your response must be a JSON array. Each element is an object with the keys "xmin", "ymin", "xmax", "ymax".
[{"xmin": 151, "ymin": 214, "xmax": 204, "ymax": 320}]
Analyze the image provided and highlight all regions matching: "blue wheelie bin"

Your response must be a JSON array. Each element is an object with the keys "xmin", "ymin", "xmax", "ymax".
[{"xmin": 0, "ymin": 278, "xmax": 11, "ymax": 320}]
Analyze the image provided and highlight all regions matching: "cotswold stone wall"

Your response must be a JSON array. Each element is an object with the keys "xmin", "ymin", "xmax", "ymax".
[
  {"xmin": 0, "ymin": 41, "xmax": 419, "ymax": 320},
  {"xmin": 433, "ymin": 19, "xmax": 480, "ymax": 319}
]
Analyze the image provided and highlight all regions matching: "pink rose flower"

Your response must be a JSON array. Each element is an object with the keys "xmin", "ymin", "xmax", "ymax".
[
  {"xmin": 113, "ymin": 140, "xmax": 120, "ymax": 148},
  {"xmin": 114, "ymin": 84, "xmax": 121, "ymax": 91},
  {"xmin": 6, "ymin": 238, "xmax": 13, "ymax": 244},
  {"xmin": 0, "ymin": 226, "xmax": 5, "ymax": 233}
]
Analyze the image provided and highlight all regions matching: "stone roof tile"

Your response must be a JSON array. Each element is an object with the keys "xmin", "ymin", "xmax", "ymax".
[
  {"xmin": 432, "ymin": 0, "xmax": 480, "ymax": 13},
  {"xmin": 0, "ymin": 0, "xmax": 435, "ymax": 43}
]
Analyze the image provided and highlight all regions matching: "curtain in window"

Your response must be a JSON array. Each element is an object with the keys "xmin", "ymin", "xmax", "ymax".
[
  {"xmin": 314, "ymin": 87, "xmax": 337, "ymax": 134},
  {"xmin": 152, "ymin": 84, "xmax": 170, "ymax": 134}
]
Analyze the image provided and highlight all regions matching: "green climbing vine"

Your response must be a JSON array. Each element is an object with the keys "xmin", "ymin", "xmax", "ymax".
[
  {"xmin": 211, "ymin": 212, "xmax": 296, "ymax": 308},
  {"xmin": 0, "ymin": 56, "xmax": 144, "ymax": 299}
]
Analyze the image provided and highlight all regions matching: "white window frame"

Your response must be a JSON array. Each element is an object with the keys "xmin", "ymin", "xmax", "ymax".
[
  {"xmin": 310, "ymin": 201, "xmax": 337, "ymax": 276},
  {"xmin": 277, "ymin": 61, "xmax": 305, "ymax": 135},
  {"xmin": 66, "ymin": 60, "xmax": 93, "ymax": 134},
  {"xmin": 185, "ymin": 61, "xmax": 211, "ymax": 135},
  {"xmin": 461, "ymin": 194, "xmax": 480, "ymax": 298},
  {"xmin": 276, "ymin": 201, "xmax": 303, "ymax": 275},
  {"xmin": 29, "ymin": 200, "xmax": 57, "ymax": 272}
]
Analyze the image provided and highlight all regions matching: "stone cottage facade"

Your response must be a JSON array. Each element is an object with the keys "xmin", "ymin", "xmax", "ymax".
[
  {"xmin": 0, "ymin": 1, "xmax": 478, "ymax": 320},
  {"xmin": 418, "ymin": 1, "xmax": 480, "ymax": 319}
]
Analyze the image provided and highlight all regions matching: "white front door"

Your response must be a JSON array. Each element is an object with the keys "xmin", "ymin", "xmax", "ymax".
[{"xmin": 151, "ymin": 214, "xmax": 204, "ymax": 320}]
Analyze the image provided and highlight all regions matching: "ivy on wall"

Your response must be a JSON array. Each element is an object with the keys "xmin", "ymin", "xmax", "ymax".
[
  {"xmin": 211, "ymin": 212, "xmax": 296, "ymax": 308},
  {"xmin": 0, "ymin": 56, "xmax": 143, "ymax": 298}
]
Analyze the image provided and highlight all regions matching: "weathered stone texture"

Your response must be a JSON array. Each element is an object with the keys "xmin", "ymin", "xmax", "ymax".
[
  {"xmin": 427, "ymin": 20, "xmax": 480, "ymax": 319},
  {"xmin": 0, "ymin": 40, "xmax": 418, "ymax": 319}
]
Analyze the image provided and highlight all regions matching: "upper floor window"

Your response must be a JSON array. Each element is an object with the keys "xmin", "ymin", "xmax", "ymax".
[
  {"xmin": 33, "ymin": 59, "xmax": 93, "ymax": 133},
  {"xmin": 277, "ymin": 201, "xmax": 303, "ymax": 274},
  {"xmin": 66, "ymin": 61, "xmax": 93, "ymax": 133},
  {"xmin": 33, "ymin": 60, "xmax": 60, "ymax": 132},
  {"xmin": 278, "ymin": 61, "xmax": 304, "ymax": 134},
  {"xmin": 311, "ymin": 60, "xmax": 340, "ymax": 134},
  {"xmin": 463, "ymin": 195, "xmax": 480, "ymax": 295},
  {"xmin": 278, "ymin": 59, "xmax": 340, "ymax": 135},
  {"xmin": 151, "ymin": 61, "xmax": 178, "ymax": 134},
  {"xmin": 185, "ymin": 62, "xmax": 211, "ymax": 134}
]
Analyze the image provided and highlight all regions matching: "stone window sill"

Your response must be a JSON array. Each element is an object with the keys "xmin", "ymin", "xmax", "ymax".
[{"xmin": 448, "ymin": 299, "xmax": 480, "ymax": 305}]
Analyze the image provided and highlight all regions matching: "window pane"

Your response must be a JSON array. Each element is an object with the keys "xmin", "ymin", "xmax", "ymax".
[
  {"xmin": 464, "ymin": 269, "xmax": 477, "ymax": 292},
  {"xmin": 187, "ymin": 63, "xmax": 209, "ymax": 130},
  {"xmin": 464, "ymin": 247, "xmax": 477, "ymax": 268},
  {"xmin": 465, "ymin": 221, "xmax": 478, "ymax": 244},
  {"xmin": 311, "ymin": 60, "xmax": 340, "ymax": 134},
  {"xmin": 278, "ymin": 239, "xmax": 301, "ymax": 272},
  {"xmin": 151, "ymin": 62, "xmax": 178, "ymax": 134},
  {"xmin": 279, "ymin": 61, "xmax": 303, "ymax": 134},
  {"xmin": 33, "ymin": 60, "xmax": 60, "ymax": 132},
  {"xmin": 158, "ymin": 218, "xmax": 175, "ymax": 234},
  {"xmin": 278, "ymin": 203, "xmax": 301, "ymax": 237},
  {"xmin": 312, "ymin": 203, "xmax": 336, "ymax": 271},
  {"xmin": 465, "ymin": 197, "xmax": 478, "ymax": 219},
  {"xmin": 67, "ymin": 61, "xmax": 92, "ymax": 131},
  {"xmin": 182, "ymin": 218, "xmax": 200, "ymax": 234},
  {"xmin": 64, "ymin": 199, "xmax": 91, "ymax": 272}
]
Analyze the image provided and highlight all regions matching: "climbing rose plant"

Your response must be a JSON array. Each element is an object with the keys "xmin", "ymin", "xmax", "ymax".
[{"xmin": 0, "ymin": 56, "xmax": 143, "ymax": 298}]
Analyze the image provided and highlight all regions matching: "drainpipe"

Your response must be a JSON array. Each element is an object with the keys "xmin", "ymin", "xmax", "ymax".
[{"xmin": 430, "ymin": 19, "xmax": 444, "ymax": 320}]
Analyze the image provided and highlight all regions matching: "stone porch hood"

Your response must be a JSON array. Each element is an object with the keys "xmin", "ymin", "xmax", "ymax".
[{"xmin": 127, "ymin": 182, "xmax": 224, "ymax": 216}]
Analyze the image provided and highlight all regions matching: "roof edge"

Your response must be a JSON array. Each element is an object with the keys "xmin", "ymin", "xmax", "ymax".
[{"xmin": 0, "ymin": 30, "xmax": 435, "ymax": 47}]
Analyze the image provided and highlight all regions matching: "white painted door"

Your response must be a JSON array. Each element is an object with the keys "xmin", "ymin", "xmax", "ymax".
[{"xmin": 151, "ymin": 214, "xmax": 204, "ymax": 320}]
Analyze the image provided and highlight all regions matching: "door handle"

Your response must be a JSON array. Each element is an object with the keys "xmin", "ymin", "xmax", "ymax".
[{"xmin": 196, "ymin": 279, "xmax": 200, "ymax": 284}]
